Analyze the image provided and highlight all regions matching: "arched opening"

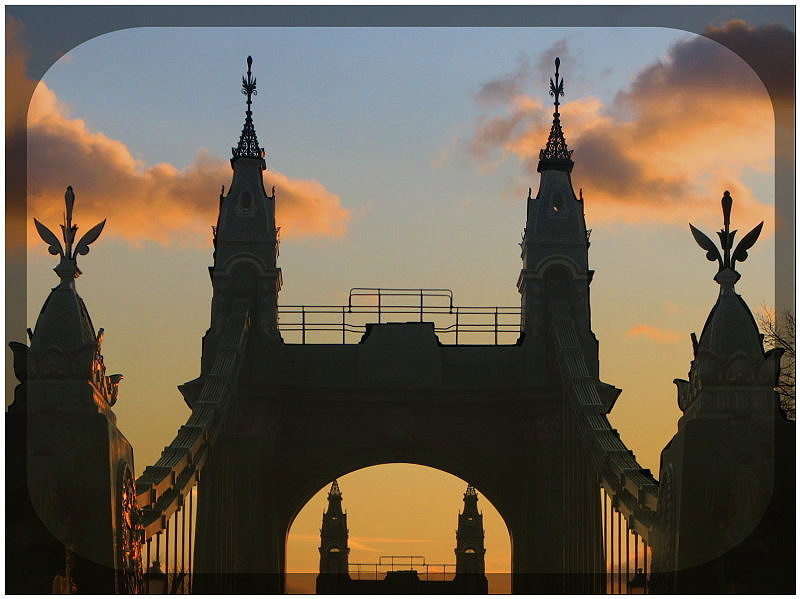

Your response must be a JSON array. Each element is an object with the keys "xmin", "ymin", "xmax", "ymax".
[
  {"xmin": 544, "ymin": 263, "xmax": 573, "ymax": 305},
  {"xmin": 285, "ymin": 463, "xmax": 511, "ymax": 594}
]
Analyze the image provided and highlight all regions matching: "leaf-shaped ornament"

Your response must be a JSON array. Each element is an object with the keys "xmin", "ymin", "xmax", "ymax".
[
  {"xmin": 731, "ymin": 221, "xmax": 763, "ymax": 267},
  {"xmin": 34, "ymin": 219, "xmax": 64, "ymax": 256},
  {"xmin": 689, "ymin": 224, "xmax": 722, "ymax": 266},
  {"xmin": 73, "ymin": 219, "xmax": 106, "ymax": 256}
]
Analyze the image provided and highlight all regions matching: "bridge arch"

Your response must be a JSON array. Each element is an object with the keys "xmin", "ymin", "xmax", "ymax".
[{"xmin": 285, "ymin": 462, "xmax": 513, "ymax": 593}]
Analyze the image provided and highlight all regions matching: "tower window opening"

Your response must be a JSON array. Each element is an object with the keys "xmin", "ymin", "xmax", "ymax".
[
  {"xmin": 240, "ymin": 191, "xmax": 252, "ymax": 212},
  {"xmin": 464, "ymin": 547, "xmax": 476, "ymax": 554},
  {"xmin": 328, "ymin": 546, "xmax": 341, "ymax": 553}
]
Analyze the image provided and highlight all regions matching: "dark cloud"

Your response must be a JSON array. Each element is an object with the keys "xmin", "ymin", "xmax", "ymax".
[{"xmin": 704, "ymin": 19, "xmax": 794, "ymax": 105}]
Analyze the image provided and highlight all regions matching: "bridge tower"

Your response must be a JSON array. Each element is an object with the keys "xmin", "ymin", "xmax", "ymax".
[
  {"xmin": 652, "ymin": 193, "xmax": 794, "ymax": 593},
  {"xmin": 191, "ymin": 56, "xmax": 611, "ymax": 595},
  {"xmin": 199, "ymin": 55, "xmax": 282, "ymax": 376},
  {"xmin": 316, "ymin": 481, "xmax": 351, "ymax": 592},
  {"xmin": 518, "ymin": 57, "xmax": 598, "ymax": 375},
  {"xmin": 7, "ymin": 188, "xmax": 141, "ymax": 593}
]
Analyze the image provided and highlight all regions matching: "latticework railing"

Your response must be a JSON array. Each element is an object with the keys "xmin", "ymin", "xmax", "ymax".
[
  {"xmin": 549, "ymin": 301, "xmax": 659, "ymax": 593},
  {"xmin": 134, "ymin": 299, "xmax": 252, "ymax": 593}
]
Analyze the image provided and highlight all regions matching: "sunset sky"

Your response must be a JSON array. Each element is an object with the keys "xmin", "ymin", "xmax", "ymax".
[{"xmin": 10, "ymin": 8, "xmax": 793, "ymax": 592}]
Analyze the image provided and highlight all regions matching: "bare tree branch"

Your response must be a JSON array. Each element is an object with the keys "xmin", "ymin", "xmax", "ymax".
[{"xmin": 757, "ymin": 305, "xmax": 795, "ymax": 420}]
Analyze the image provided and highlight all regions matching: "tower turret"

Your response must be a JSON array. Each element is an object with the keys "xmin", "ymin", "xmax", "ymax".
[
  {"xmin": 652, "ymin": 193, "xmax": 789, "ymax": 593},
  {"xmin": 8, "ymin": 187, "xmax": 139, "ymax": 593},
  {"xmin": 517, "ymin": 57, "xmax": 597, "ymax": 374},
  {"xmin": 202, "ymin": 56, "xmax": 282, "ymax": 373},
  {"xmin": 318, "ymin": 480, "xmax": 350, "ymax": 576},
  {"xmin": 454, "ymin": 485, "xmax": 486, "ymax": 576}
]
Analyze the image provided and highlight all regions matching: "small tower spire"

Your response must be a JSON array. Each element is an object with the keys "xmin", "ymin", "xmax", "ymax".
[
  {"xmin": 317, "ymin": 480, "xmax": 350, "ymax": 590},
  {"xmin": 454, "ymin": 483, "xmax": 487, "ymax": 592},
  {"xmin": 329, "ymin": 479, "xmax": 342, "ymax": 498},
  {"xmin": 538, "ymin": 57, "xmax": 573, "ymax": 172},
  {"xmin": 232, "ymin": 56, "xmax": 264, "ymax": 160}
]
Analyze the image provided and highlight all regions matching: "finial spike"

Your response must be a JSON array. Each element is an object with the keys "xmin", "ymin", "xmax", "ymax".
[
  {"xmin": 539, "ymin": 57, "xmax": 572, "ymax": 166},
  {"xmin": 689, "ymin": 190, "xmax": 763, "ymax": 280},
  {"xmin": 233, "ymin": 55, "xmax": 264, "ymax": 160},
  {"xmin": 34, "ymin": 186, "xmax": 105, "ymax": 285}
]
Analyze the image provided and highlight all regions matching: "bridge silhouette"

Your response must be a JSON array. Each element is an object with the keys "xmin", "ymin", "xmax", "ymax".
[{"xmin": 7, "ymin": 57, "xmax": 794, "ymax": 594}]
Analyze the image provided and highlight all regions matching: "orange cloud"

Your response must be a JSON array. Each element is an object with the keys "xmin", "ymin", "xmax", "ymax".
[
  {"xmin": 457, "ymin": 23, "xmax": 786, "ymax": 229},
  {"xmin": 626, "ymin": 324, "xmax": 682, "ymax": 344},
  {"xmin": 19, "ymin": 51, "xmax": 349, "ymax": 247}
]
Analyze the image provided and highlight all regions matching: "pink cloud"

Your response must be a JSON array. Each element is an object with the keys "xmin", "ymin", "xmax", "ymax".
[
  {"xmin": 626, "ymin": 324, "xmax": 682, "ymax": 344},
  {"xmin": 12, "ymin": 25, "xmax": 350, "ymax": 248}
]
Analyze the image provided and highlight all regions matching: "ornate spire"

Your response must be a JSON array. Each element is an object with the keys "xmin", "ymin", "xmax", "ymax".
[
  {"xmin": 689, "ymin": 191, "xmax": 763, "ymax": 289},
  {"xmin": 464, "ymin": 484, "xmax": 477, "ymax": 497},
  {"xmin": 328, "ymin": 480, "xmax": 342, "ymax": 498},
  {"xmin": 33, "ymin": 186, "xmax": 106, "ymax": 287},
  {"xmin": 232, "ymin": 56, "xmax": 264, "ymax": 160},
  {"xmin": 538, "ymin": 57, "xmax": 574, "ymax": 171}
]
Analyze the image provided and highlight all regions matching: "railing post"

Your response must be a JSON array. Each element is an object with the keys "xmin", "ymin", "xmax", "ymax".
[
  {"xmin": 342, "ymin": 306, "xmax": 346, "ymax": 344},
  {"xmin": 419, "ymin": 289, "xmax": 423, "ymax": 322},
  {"xmin": 494, "ymin": 307, "xmax": 499, "ymax": 345},
  {"xmin": 378, "ymin": 289, "xmax": 381, "ymax": 324},
  {"xmin": 301, "ymin": 306, "xmax": 306, "ymax": 344},
  {"xmin": 455, "ymin": 308, "xmax": 459, "ymax": 345}
]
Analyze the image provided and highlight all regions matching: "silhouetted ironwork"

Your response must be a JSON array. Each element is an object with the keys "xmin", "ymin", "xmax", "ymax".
[
  {"xmin": 539, "ymin": 57, "xmax": 573, "ymax": 165},
  {"xmin": 232, "ymin": 55, "xmax": 264, "ymax": 160},
  {"xmin": 278, "ymin": 288, "xmax": 521, "ymax": 345},
  {"xmin": 689, "ymin": 190, "xmax": 763, "ymax": 274},
  {"xmin": 33, "ymin": 186, "xmax": 106, "ymax": 283}
]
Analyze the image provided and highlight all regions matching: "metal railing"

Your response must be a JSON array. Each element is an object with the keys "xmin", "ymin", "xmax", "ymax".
[
  {"xmin": 348, "ymin": 555, "xmax": 456, "ymax": 581},
  {"xmin": 279, "ymin": 288, "xmax": 521, "ymax": 345}
]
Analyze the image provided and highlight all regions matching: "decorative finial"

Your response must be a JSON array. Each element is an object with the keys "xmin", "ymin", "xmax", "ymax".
[
  {"xmin": 242, "ymin": 55, "xmax": 257, "ymax": 113},
  {"xmin": 465, "ymin": 484, "xmax": 477, "ymax": 497},
  {"xmin": 689, "ymin": 190, "xmax": 763, "ymax": 280},
  {"xmin": 527, "ymin": 187, "xmax": 532, "ymax": 201},
  {"xmin": 33, "ymin": 186, "xmax": 106, "ymax": 286},
  {"xmin": 549, "ymin": 56, "xmax": 565, "ymax": 113},
  {"xmin": 539, "ymin": 57, "xmax": 573, "ymax": 167},
  {"xmin": 232, "ymin": 56, "xmax": 265, "ymax": 160}
]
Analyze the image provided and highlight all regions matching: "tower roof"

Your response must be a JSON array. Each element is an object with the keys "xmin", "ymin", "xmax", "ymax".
[
  {"xmin": 29, "ymin": 186, "xmax": 106, "ymax": 379},
  {"xmin": 687, "ymin": 191, "xmax": 770, "ymax": 387},
  {"xmin": 232, "ymin": 56, "xmax": 265, "ymax": 161},
  {"xmin": 538, "ymin": 57, "xmax": 574, "ymax": 173},
  {"xmin": 328, "ymin": 479, "xmax": 342, "ymax": 498}
]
